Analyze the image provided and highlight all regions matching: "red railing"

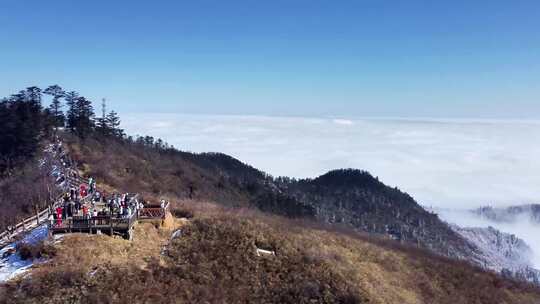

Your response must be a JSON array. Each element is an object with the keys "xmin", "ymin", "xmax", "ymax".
[{"xmin": 138, "ymin": 201, "xmax": 170, "ymax": 219}]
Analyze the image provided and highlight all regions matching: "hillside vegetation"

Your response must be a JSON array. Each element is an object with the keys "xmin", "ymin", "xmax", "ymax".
[
  {"xmin": 0, "ymin": 85, "xmax": 477, "ymax": 261},
  {"xmin": 0, "ymin": 160, "xmax": 54, "ymax": 231},
  {"xmin": 0, "ymin": 86, "xmax": 123, "ymax": 229},
  {"xmin": 63, "ymin": 133, "xmax": 473, "ymax": 260},
  {"xmin": 65, "ymin": 133, "xmax": 315, "ymax": 218},
  {"xmin": 1, "ymin": 86, "xmax": 538, "ymax": 302},
  {"xmin": 284, "ymin": 169, "xmax": 475, "ymax": 258},
  {"xmin": 2, "ymin": 202, "xmax": 539, "ymax": 304}
]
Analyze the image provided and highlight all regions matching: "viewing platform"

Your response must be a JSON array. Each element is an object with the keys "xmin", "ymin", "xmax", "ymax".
[
  {"xmin": 49, "ymin": 201, "xmax": 171, "ymax": 240},
  {"xmin": 49, "ymin": 213, "xmax": 138, "ymax": 240}
]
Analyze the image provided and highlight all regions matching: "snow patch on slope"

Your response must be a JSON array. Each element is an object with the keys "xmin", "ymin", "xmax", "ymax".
[{"xmin": 0, "ymin": 225, "xmax": 49, "ymax": 283}]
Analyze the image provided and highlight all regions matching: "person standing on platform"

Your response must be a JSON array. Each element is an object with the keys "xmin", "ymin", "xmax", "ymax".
[
  {"xmin": 82, "ymin": 205, "xmax": 89, "ymax": 219},
  {"xmin": 56, "ymin": 206, "xmax": 63, "ymax": 226}
]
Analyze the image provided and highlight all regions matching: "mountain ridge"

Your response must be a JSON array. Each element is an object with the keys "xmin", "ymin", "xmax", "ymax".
[
  {"xmin": 64, "ymin": 135, "xmax": 481, "ymax": 262},
  {"xmin": 2, "ymin": 133, "xmax": 540, "ymax": 303}
]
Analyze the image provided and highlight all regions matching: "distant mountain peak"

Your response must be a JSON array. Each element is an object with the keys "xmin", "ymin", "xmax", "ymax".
[
  {"xmin": 310, "ymin": 169, "xmax": 384, "ymax": 188},
  {"xmin": 473, "ymin": 204, "xmax": 540, "ymax": 224}
]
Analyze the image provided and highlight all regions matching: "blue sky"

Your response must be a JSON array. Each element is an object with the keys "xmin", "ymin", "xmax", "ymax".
[{"xmin": 0, "ymin": 0, "xmax": 539, "ymax": 118}]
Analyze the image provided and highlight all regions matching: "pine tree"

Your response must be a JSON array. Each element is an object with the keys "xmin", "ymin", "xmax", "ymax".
[
  {"xmin": 106, "ymin": 110, "xmax": 123, "ymax": 137},
  {"xmin": 96, "ymin": 98, "xmax": 110, "ymax": 136},
  {"xmin": 22, "ymin": 86, "xmax": 42, "ymax": 105},
  {"xmin": 74, "ymin": 96, "xmax": 95, "ymax": 139},
  {"xmin": 20, "ymin": 87, "xmax": 44, "ymax": 146},
  {"xmin": 0, "ymin": 88, "xmax": 44, "ymax": 173},
  {"xmin": 65, "ymin": 91, "xmax": 79, "ymax": 132},
  {"xmin": 43, "ymin": 85, "xmax": 65, "ymax": 130},
  {"xmin": 42, "ymin": 108, "xmax": 56, "ymax": 139},
  {"xmin": 65, "ymin": 91, "xmax": 95, "ymax": 139}
]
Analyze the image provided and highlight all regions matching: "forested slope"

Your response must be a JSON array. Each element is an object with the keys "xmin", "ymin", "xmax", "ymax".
[
  {"xmin": 64, "ymin": 133, "xmax": 474, "ymax": 260},
  {"xmin": 0, "ymin": 86, "xmax": 473, "ymax": 262},
  {"xmin": 283, "ymin": 169, "xmax": 476, "ymax": 258}
]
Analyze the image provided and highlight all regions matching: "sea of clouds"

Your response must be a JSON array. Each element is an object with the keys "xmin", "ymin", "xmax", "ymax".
[{"xmin": 123, "ymin": 114, "xmax": 540, "ymax": 210}]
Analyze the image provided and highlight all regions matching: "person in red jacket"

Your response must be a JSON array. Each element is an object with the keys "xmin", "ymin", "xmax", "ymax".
[
  {"xmin": 82, "ymin": 205, "xmax": 89, "ymax": 218},
  {"xmin": 55, "ymin": 206, "xmax": 63, "ymax": 226},
  {"xmin": 80, "ymin": 184, "xmax": 87, "ymax": 198}
]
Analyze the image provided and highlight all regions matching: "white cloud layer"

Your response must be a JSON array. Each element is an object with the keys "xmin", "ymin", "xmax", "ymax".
[{"xmin": 123, "ymin": 114, "xmax": 540, "ymax": 209}]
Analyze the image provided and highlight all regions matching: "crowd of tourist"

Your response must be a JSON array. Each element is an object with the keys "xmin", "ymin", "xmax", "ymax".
[
  {"xmin": 47, "ymin": 137, "xmax": 168, "ymax": 229},
  {"xmin": 52, "ymin": 179, "xmax": 145, "ymax": 227}
]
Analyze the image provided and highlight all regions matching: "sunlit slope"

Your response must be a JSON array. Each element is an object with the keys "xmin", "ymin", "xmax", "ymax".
[
  {"xmin": 2, "ymin": 202, "xmax": 539, "ymax": 304},
  {"xmin": 64, "ymin": 134, "xmax": 472, "ymax": 259}
]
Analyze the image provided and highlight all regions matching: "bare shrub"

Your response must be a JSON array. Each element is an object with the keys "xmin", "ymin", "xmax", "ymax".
[
  {"xmin": 16, "ymin": 241, "xmax": 56, "ymax": 260},
  {"xmin": 0, "ymin": 160, "xmax": 55, "ymax": 231}
]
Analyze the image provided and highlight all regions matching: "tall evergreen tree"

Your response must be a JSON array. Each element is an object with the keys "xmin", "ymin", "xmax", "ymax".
[
  {"xmin": 106, "ymin": 110, "xmax": 124, "ymax": 137},
  {"xmin": 65, "ymin": 91, "xmax": 95, "ymax": 139},
  {"xmin": 0, "ymin": 88, "xmax": 45, "ymax": 173},
  {"xmin": 22, "ymin": 86, "xmax": 42, "ymax": 105},
  {"xmin": 18, "ymin": 87, "xmax": 44, "ymax": 145},
  {"xmin": 65, "ymin": 91, "xmax": 79, "ymax": 133},
  {"xmin": 41, "ymin": 107, "xmax": 56, "ymax": 139},
  {"xmin": 73, "ymin": 96, "xmax": 95, "ymax": 139},
  {"xmin": 43, "ymin": 85, "xmax": 65, "ymax": 130},
  {"xmin": 96, "ymin": 98, "xmax": 110, "ymax": 136}
]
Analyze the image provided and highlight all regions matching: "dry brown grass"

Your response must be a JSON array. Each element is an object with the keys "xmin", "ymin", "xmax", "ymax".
[
  {"xmin": 2, "ymin": 134, "xmax": 537, "ymax": 303},
  {"xmin": 43, "ymin": 215, "xmax": 186, "ymax": 271},
  {"xmin": 165, "ymin": 201, "xmax": 540, "ymax": 304},
  {"xmin": 2, "ymin": 201, "xmax": 540, "ymax": 303}
]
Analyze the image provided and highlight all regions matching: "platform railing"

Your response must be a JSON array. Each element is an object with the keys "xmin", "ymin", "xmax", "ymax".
[
  {"xmin": 138, "ymin": 201, "xmax": 169, "ymax": 219},
  {"xmin": 49, "ymin": 212, "xmax": 138, "ymax": 231}
]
